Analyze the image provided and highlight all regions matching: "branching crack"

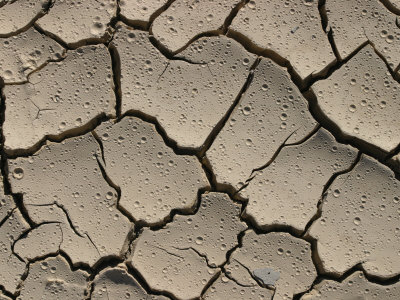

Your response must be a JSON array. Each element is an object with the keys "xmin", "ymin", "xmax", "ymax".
[
  {"xmin": 118, "ymin": 0, "xmax": 178, "ymax": 31},
  {"xmin": 171, "ymin": 246, "xmax": 216, "ymax": 268},
  {"xmin": 293, "ymin": 260, "xmax": 400, "ymax": 300},
  {"xmin": 199, "ymin": 227, "xmax": 249, "ymax": 296},
  {"xmin": 164, "ymin": 30, "xmax": 391, "ymax": 175},
  {"xmin": 93, "ymin": 125, "xmax": 212, "ymax": 242},
  {"xmin": 225, "ymin": 29, "xmax": 322, "ymax": 89},
  {"xmin": 148, "ymin": 33, "xmax": 214, "ymax": 65},
  {"xmin": 301, "ymin": 151, "xmax": 362, "ymax": 238},
  {"xmin": 232, "ymin": 258, "xmax": 276, "ymax": 294},
  {"xmin": 25, "ymin": 202, "xmax": 84, "ymax": 238},
  {"xmin": 298, "ymin": 42, "xmax": 400, "ymax": 176},
  {"xmin": 0, "ymin": 1, "xmax": 398, "ymax": 297},
  {"xmin": 236, "ymin": 125, "xmax": 321, "ymax": 196},
  {"xmin": 146, "ymin": 0, "xmax": 248, "ymax": 56},
  {"xmin": 153, "ymin": 245, "xmax": 185, "ymax": 260},
  {"xmin": 30, "ymin": 100, "xmax": 56, "ymax": 120},
  {"xmin": 13, "ymin": 250, "xmax": 94, "ymax": 299},
  {"xmin": 386, "ymin": 142, "xmax": 400, "ymax": 165},
  {"xmin": 0, "ymin": 82, "xmax": 37, "ymax": 265}
]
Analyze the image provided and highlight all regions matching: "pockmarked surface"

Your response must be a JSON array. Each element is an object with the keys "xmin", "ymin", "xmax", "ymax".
[{"xmin": 0, "ymin": 0, "xmax": 399, "ymax": 299}]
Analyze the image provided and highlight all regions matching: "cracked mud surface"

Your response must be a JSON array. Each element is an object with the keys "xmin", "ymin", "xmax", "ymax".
[{"xmin": 0, "ymin": 0, "xmax": 399, "ymax": 299}]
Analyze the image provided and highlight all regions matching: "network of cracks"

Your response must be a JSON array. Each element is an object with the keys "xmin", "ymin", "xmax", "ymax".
[{"xmin": 0, "ymin": 0, "xmax": 400, "ymax": 299}]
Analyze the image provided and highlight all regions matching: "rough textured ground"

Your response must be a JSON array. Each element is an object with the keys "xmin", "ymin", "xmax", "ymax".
[{"xmin": 0, "ymin": 0, "xmax": 399, "ymax": 299}]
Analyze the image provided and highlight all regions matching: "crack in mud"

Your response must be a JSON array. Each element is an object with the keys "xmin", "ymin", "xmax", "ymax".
[
  {"xmin": 198, "ymin": 57, "xmax": 261, "ymax": 159},
  {"xmin": 0, "ymin": 0, "xmax": 54, "ymax": 38},
  {"xmin": 1, "ymin": 1, "xmax": 399, "ymax": 298},
  {"xmin": 301, "ymin": 151, "xmax": 363, "ymax": 237}
]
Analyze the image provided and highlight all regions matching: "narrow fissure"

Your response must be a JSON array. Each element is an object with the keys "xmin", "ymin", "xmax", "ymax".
[
  {"xmin": 327, "ymin": 28, "xmax": 341, "ymax": 61},
  {"xmin": 235, "ymin": 125, "xmax": 321, "ymax": 199},
  {"xmin": 119, "ymin": 110, "xmax": 199, "ymax": 156},
  {"xmin": 199, "ymin": 57, "xmax": 261, "ymax": 158},
  {"xmin": 33, "ymin": 23, "xmax": 69, "ymax": 49},
  {"xmin": 93, "ymin": 146, "xmax": 135, "ymax": 225},
  {"xmin": 33, "ymin": 22, "xmax": 114, "ymax": 50},
  {"xmin": 301, "ymin": 151, "xmax": 362, "ymax": 238}
]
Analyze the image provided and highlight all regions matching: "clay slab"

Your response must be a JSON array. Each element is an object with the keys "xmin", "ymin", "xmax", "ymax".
[
  {"xmin": 113, "ymin": 24, "xmax": 257, "ymax": 149},
  {"xmin": 0, "ymin": 27, "xmax": 64, "ymax": 83},
  {"xmin": 207, "ymin": 58, "xmax": 317, "ymax": 190},
  {"xmin": 301, "ymin": 271, "xmax": 400, "ymax": 300},
  {"xmin": 241, "ymin": 128, "xmax": 357, "ymax": 232},
  {"xmin": 95, "ymin": 117, "xmax": 209, "ymax": 225},
  {"xmin": 8, "ymin": 133, "xmax": 131, "ymax": 267},
  {"xmin": 36, "ymin": 0, "xmax": 117, "ymax": 47},
  {"xmin": 226, "ymin": 231, "xmax": 317, "ymax": 300},
  {"xmin": 326, "ymin": 0, "xmax": 400, "ymax": 70},
  {"xmin": 3, "ymin": 44, "xmax": 115, "ymax": 152},
  {"xmin": 130, "ymin": 192, "xmax": 245, "ymax": 299},
  {"xmin": 230, "ymin": 0, "xmax": 335, "ymax": 79},
  {"xmin": 152, "ymin": 0, "xmax": 240, "ymax": 52},
  {"xmin": 309, "ymin": 155, "xmax": 400, "ymax": 278},
  {"xmin": 92, "ymin": 265, "xmax": 169, "ymax": 300},
  {"xmin": 313, "ymin": 45, "xmax": 400, "ymax": 153},
  {"xmin": 0, "ymin": 0, "xmax": 49, "ymax": 37},
  {"xmin": 18, "ymin": 255, "xmax": 88, "ymax": 300}
]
